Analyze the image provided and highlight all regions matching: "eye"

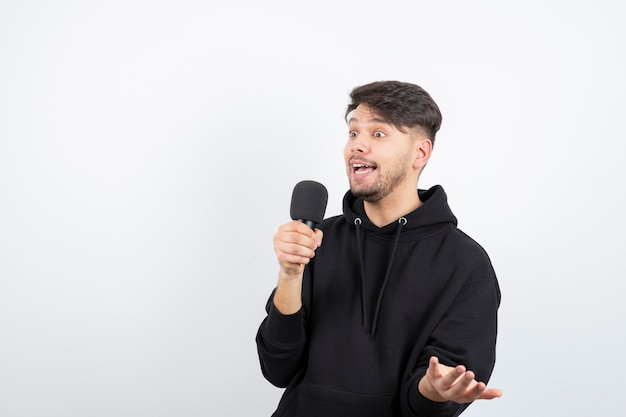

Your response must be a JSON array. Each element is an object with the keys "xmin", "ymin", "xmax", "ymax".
[
  {"xmin": 374, "ymin": 131, "xmax": 386, "ymax": 138},
  {"xmin": 349, "ymin": 130, "xmax": 358, "ymax": 137}
]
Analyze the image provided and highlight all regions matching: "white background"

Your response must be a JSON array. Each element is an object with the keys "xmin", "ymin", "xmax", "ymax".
[{"xmin": 1, "ymin": 1, "xmax": 624, "ymax": 416}]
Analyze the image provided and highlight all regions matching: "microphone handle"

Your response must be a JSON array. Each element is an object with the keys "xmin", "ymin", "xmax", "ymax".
[{"xmin": 297, "ymin": 219, "xmax": 318, "ymax": 229}]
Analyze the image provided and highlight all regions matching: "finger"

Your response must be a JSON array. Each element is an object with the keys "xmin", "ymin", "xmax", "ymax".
[
  {"xmin": 451, "ymin": 377, "xmax": 502, "ymax": 403},
  {"xmin": 454, "ymin": 377, "xmax": 486, "ymax": 403},
  {"xmin": 478, "ymin": 387, "xmax": 503, "ymax": 400},
  {"xmin": 285, "ymin": 220, "xmax": 319, "ymax": 236},
  {"xmin": 274, "ymin": 228, "xmax": 318, "ymax": 251},
  {"xmin": 313, "ymin": 229, "xmax": 323, "ymax": 247},
  {"xmin": 275, "ymin": 239, "xmax": 317, "ymax": 263},
  {"xmin": 442, "ymin": 370, "xmax": 476, "ymax": 400},
  {"xmin": 429, "ymin": 356, "xmax": 439, "ymax": 368},
  {"xmin": 425, "ymin": 357, "xmax": 443, "ymax": 384},
  {"xmin": 277, "ymin": 252, "xmax": 313, "ymax": 267},
  {"xmin": 427, "ymin": 356, "xmax": 446, "ymax": 376},
  {"xmin": 425, "ymin": 357, "xmax": 464, "ymax": 401},
  {"xmin": 426, "ymin": 356, "xmax": 460, "ymax": 386},
  {"xmin": 439, "ymin": 364, "xmax": 467, "ymax": 390},
  {"xmin": 274, "ymin": 223, "xmax": 321, "ymax": 269},
  {"xmin": 285, "ymin": 230, "xmax": 318, "ymax": 249}
]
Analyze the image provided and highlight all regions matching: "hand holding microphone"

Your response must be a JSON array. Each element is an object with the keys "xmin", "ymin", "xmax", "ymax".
[{"xmin": 274, "ymin": 181, "xmax": 328, "ymax": 274}]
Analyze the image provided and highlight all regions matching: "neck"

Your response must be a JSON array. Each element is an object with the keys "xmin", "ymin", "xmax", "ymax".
[{"xmin": 364, "ymin": 188, "xmax": 422, "ymax": 227}]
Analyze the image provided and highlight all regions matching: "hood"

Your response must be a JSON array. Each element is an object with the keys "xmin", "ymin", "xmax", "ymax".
[
  {"xmin": 342, "ymin": 185, "xmax": 458, "ymax": 235},
  {"xmin": 341, "ymin": 185, "xmax": 458, "ymax": 339}
]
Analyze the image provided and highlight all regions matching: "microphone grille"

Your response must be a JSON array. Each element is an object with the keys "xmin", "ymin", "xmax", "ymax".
[{"xmin": 290, "ymin": 180, "xmax": 328, "ymax": 225}]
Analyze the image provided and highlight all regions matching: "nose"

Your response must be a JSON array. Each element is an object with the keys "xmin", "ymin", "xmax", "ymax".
[{"xmin": 349, "ymin": 133, "xmax": 368, "ymax": 154}]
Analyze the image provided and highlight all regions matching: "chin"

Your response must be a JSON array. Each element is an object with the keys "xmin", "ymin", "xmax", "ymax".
[{"xmin": 350, "ymin": 186, "xmax": 384, "ymax": 202}]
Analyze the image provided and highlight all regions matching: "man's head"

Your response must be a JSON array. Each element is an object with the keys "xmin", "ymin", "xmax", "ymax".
[
  {"xmin": 343, "ymin": 81, "xmax": 442, "ymax": 205},
  {"xmin": 345, "ymin": 81, "xmax": 442, "ymax": 145}
]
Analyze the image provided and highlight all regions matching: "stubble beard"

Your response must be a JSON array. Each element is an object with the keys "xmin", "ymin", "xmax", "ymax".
[{"xmin": 349, "ymin": 154, "xmax": 411, "ymax": 203}]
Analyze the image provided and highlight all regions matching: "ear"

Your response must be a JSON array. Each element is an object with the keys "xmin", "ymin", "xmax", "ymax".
[{"xmin": 413, "ymin": 137, "xmax": 433, "ymax": 170}]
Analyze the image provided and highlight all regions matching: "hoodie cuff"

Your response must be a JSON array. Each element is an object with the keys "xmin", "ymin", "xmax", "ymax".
[
  {"xmin": 408, "ymin": 377, "xmax": 460, "ymax": 417},
  {"xmin": 266, "ymin": 302, "xmax": 306, "ymax": 345}
]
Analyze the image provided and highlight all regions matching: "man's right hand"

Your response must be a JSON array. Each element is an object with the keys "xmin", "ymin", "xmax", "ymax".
[
  {"xmin": 274, "ymin": 220, "xmax": 323, "ymax": 278},
  {"xmin": 272, "ymin": 221, "xmax": 323, "ymax": 314}
]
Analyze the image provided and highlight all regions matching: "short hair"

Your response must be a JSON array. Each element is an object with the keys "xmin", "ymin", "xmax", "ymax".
[{"xmin": 345, "ymin": 81, "xmax": 442, "ymax": 144}]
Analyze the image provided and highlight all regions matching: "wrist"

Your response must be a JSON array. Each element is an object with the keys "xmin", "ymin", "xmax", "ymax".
[
  {"xmin": 274, "ymin": 273, "xmax": 303, "ymax": 314},
  {"xmin": 418, "ymin": 375, "xmax": 446, "ymax": 402}
]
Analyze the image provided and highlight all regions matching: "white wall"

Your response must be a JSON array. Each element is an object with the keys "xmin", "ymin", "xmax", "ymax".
[{"xmin": 1, "ymin": 1, "xmax": 624, "ymax": 416}]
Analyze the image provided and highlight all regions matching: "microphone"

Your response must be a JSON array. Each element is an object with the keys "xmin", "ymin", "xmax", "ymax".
[{"xmin": 290, "ymin": 180, "xmax": 328, "ymax": 229}]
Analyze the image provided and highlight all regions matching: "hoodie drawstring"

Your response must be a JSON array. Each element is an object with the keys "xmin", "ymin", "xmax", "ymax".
[
  {"xmin": 354, "ymin": 218, "xmax": 367, "ymax": 330},
  {"xmin": 354, "ymin": 216, "xmax": 407, "ymax": 339}
]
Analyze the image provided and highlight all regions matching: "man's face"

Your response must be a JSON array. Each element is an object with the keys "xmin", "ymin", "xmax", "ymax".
[{"xmin": 343, "ymin": 104, "xmax": 416, "ymax": 203}]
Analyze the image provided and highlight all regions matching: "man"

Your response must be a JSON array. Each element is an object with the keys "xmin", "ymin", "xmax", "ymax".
[{"xmin": 256, "ymin": 81, "xmax": 501, "ymax": 416}]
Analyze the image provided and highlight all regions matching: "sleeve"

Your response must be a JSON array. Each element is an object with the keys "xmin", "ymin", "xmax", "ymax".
[
  {"xmin": 255, "ymin": 289, "xmax": 308, "ymax": 388},
  {"xmin": 400, "ymin": 254, "xmax": 501, "ymax": 417}
]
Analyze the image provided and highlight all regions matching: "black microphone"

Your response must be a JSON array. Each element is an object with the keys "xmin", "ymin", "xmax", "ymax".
[{"xmin": 290, "ymin": 180, "xmax": 328, "ymax": 229}]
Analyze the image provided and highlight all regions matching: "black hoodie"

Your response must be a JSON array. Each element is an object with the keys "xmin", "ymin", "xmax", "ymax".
[{"xmin": 257, "ymin": 185, "xmax": 501, "ymax": 417}]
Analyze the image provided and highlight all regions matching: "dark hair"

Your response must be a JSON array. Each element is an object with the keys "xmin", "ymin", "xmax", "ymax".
[{"xmin": 345, "ymin": 81, "xmax": 442, "ymax": 144}]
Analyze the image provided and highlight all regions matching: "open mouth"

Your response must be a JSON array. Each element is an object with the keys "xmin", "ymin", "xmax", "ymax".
[{"xmin": 352, "ymin": 162, "xmax": 377, "ymax": 175}]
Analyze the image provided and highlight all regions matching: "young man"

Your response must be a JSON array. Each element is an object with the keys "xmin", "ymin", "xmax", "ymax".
[{"xmin": 256, "ymin": 81, "xmax": 502, "ymax": 417}]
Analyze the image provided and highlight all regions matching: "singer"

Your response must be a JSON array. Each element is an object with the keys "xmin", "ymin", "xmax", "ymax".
[{"xmin": 256, "ymin": 81, "xmax": 501, "ymax": 417}]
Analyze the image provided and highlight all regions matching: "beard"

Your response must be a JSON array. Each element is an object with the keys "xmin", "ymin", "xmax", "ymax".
[{"xmin": 349, "ymin": 153, "xmax": 411, "ymax": 202}]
